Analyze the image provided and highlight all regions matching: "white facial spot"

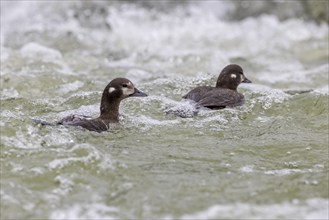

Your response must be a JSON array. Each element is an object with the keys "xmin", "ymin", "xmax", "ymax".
[
  {"xmin": 122, "ymin": 87, "xmax": 134, "ymax": 96},
  {"xmin": 241, "ymin": 75, "xmax": 245, "ymax": 82},
  {"xmin": 108, "ymin": 87, "xmax": 116, "ymax": 93},
  {"xmin": 231, "ymin": 74, "xmax": 237, "ymax": 78}
]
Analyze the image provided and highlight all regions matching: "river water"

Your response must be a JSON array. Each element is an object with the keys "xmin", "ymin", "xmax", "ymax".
[{"xmin": 1, "ymin": 1, "xmax": 328, "ymax": 219}]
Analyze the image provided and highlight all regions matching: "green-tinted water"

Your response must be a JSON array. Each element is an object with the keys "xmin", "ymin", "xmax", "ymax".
[{"xmin": 1, "ymin": 1, "xmax": 328, "ymax": 219}]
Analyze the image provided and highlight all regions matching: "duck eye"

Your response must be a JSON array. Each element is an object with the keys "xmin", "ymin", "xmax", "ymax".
[{"xmin": 122, "ymin": 84, "xmax": 128, "ymax": 88}]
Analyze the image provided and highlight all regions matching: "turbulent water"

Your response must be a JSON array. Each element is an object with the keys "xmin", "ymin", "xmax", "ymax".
[{"xmin": 1, "ymin": 1, "xmax": 328, "ymax": 219}]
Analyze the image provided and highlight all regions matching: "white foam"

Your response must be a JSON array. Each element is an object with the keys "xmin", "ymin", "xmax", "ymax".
[
  {"xmin": 259, "ymin": 63, "xmax": 329, "ymax": 85},
  {"xmin": 264, "ymin": 168, "xmax": 311, "ymax": 176},
  {"xmin": 49, "ymin": 203, "xmax": 119, "ymax": 220},
  {"xmin": 47, "ymin": 144, "xmax": 115, "ymax": 171},
  {"xmin": 57, "ymin": 104, "xmax": 99, "ymax": 119},
  {"xmin": 52, "ymin": 174, "xmax": 75, "ymax": 196},
  {"xmin": 19, "ymin": 42, "xmax": 74, "ymax": 75},
  {"xmin": 239, "ymin": 165, "xmax": 254, "ymax": 173},
  {"xmin": 2, "ymin": 2, "xmax": 328, "ymax": 87},
  {"xmin": 2, "ymin": 125, "xmax": 46, "ymax": 149},
  {"xmin": 164, "ymin": 99, "xmax": 199, "ymax": 118},
  {"xmin": 247, "ymin": 84, "xmax": 290, "ymax": 109},
  {"xmin": 313, "ymin": 86, "xmax": 329, "ymax": 95},
  {"xmin": 1, "ymin": 2, "xmax": 38, "ymax": 34},
  {"xmin": 58, "ymin": 81, "xmax": 84, "ymax": 93},
  {"xmin": 129, "ymin": 115, "xmax": 180, "ymax": 127},
  {"xmin": 0, "ymin": 88, "xmax": 20, "ymax": 100},
  {"xmin": 125, "ymin": 68, "xmax": 153, "ymax": 83},
  {"xmin": 179, "ymin": 198, "xmax": 329, "ymax": 220},
  {"xmin": 20, "ymin": 42, "xmax": 62, "ymax": 60}
]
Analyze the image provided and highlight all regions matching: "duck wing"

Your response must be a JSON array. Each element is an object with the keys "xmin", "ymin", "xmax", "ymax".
[
  {"xmin": 57, "ymin": 114, "xmax": 92, "ymax": 124},
  {"xmin": 182, "ymin": 86, "xmax": 214, "ymax": 102},
  {"xmin": 197, "ymin": 88, "xmax": 245, "ymax": 109},
  {"xmin": 58, "ymin": 115, "xmax": 108, "ymax": 132}
]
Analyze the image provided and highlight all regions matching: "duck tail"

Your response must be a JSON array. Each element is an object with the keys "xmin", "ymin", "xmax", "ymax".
[{"xmin": 32, "ymin": 118, "xmax": 55, "ymax": 126}]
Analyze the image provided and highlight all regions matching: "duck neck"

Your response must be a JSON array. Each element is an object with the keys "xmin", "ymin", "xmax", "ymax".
[
  {"xmin": 99, "ymin": 96, "xmax": 121, "ymax": 122},
  {"xmin": 216, "ymin": 81, "xmax": 238, "ymax": 90}
]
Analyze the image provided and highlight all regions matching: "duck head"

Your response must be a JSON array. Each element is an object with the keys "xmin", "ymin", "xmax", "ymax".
[
  {"xmin": 215, "ymin": 64, "xmax": 252, "ymax": 90},
  {"xmin": 100, "ymin": 78, "xmax": 147, "ymax": 116}
]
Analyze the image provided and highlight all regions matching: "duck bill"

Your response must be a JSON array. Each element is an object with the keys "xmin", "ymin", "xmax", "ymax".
[
  {"xmin": 242, "ymin": 77, "xmax": 252, "ymax": 83},
  {"xmin": 130, "ymin": 88, "xmax": 148, "ymax": 97}
]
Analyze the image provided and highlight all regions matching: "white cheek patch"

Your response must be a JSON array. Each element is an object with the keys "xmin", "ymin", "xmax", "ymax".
[
  {"xmin": 122, "ymin": 87, "xmax": 134, "ymax": 96},
  {"xmin": 241, "ymin": 75, "xmax": 245, "ymax": 82},
  {"xmin": 231, "ymin": 74, "xmax": 237, "ymax": 78},
  {"xmin": 108, "ymin": 87, "xmax": 116, "ymax": 93}
]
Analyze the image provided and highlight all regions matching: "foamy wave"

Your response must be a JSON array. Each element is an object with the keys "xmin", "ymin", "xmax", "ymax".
[
  {"xmin": 246, "ymin": 84, "xmax": 290, "ymax": 109},
  {"xmin": 313, "ymin": 86, "xmax": 329, "ymax": 95},
  {"xmin": 49, "ymin": 203, "xmax": 119, "ymax": 220},
  {"xmin": 179, "ymin": 198, "xmax": 329, "ymax": 220},
  {"xmin": 47, "ymin": 144, "xmax": 115, "ymax": 171},
  {"xmin": 128, "ymin": 115, "xmax": 180, "ymax": 129},
  {"xmin": 20, "ymin": 42, "xmax": 74, "ymax": 75},
  {"xmin": 57, "ymin": 104, "xmax": 99, "ymax": 120},
  {"xmin": 164, "ymin": 99, "xmax": 199, "ymax": 118},
  {"xmin": 1, "ymin": 124, "xmax": 78, "ymax": 158}
]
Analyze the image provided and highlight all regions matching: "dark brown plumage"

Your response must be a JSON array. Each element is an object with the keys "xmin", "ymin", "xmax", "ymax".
[
  {"xmin": 183, "ymin": 64, "xmax": 251, "ymax": 109},
  {"xmin": 34, "ymin": 78, "xmax": 147, "ymax": 132}
]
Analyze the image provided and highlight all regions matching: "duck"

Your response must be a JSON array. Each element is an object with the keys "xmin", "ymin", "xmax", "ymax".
[
  {"xmin": 182, "ymin": 64, "xmax": 251, "ymax": 109},
  {"xmin": 34, "ymin": 78, "xmax": 147, "ymax": 132}
]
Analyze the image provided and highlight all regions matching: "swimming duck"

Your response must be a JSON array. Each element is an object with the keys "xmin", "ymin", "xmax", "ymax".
[
  {"xmin": 182, "ymin": 64, "xmax": 251, "ymax": 109},
  {"xmin": 34, "ymin": 78, "xmax": 147, "ymax": 132}
]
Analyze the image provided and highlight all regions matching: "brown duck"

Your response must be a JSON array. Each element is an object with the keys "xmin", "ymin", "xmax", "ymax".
[
  {"xmin": 183, "ymin": 64, "xmax": 251, "ymax": 109},
  {"xmin": 34, "ymin": 78, "xmax": 147, "ymax": 132}
]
